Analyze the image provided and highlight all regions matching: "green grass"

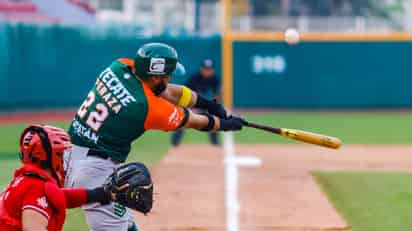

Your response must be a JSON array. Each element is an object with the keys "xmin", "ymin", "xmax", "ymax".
[
  {"xmin": 314, "ymin": 172, "xmax": 412, "ymax": 231},
  {"xmin": 237, "ymin": 112, "xmax": 412, "ymax": 144},
  {"xmin": 176, "ymin": 112, "xmax": 412, "ymax": 144},
  {"xmin": 1, "ymin": 112, "xmax": 412, "ymax": 230}
]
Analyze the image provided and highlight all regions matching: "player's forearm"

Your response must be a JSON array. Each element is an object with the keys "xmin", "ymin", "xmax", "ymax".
[
  {"xmin": 22, "ymin": 210, "xmax": 48, "ymax": 231},
  {"xmin": 161, "ymin": 84, "xmax": 197, "ymax": 107},
  {"xmin": 24, "ymin": 227, "xmax": 48, "ymax": 231},
  {"xmin": 62, "ymin": 188, "xmax": 87, "ymax": 208},
  {"xmin": 162, "ymin": 83, "xmax": 224, "ymax": 109},
  {"xmin": 23, "ymin": 223, "xmax": 48, "ymax": 231},
  {"xmin": 164, "ymin": 84, "xmax": 228, "ymax": 120},
  {"xmin": 183, "ymin": 110, "xmax": 243, "ymax": 132},
  {"xmin": 163, "ymin": 84, "xmax": 228, "ymax": 120},
  {"xmin": 62, "ymin": 187, "xmax": 110, "ymax": 208},
  {"xmin": 184, "ymin": 110, "xmax": 219, "ymax": 131}
]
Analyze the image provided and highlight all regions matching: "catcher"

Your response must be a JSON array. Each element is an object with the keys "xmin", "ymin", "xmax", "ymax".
[
  {"xmin": 66, "ymin": 42, "xmax": 243, "ymax": 231},
  {"xmin": 0, "ymin": 125, "xmax": 153, "ymax": 231}
]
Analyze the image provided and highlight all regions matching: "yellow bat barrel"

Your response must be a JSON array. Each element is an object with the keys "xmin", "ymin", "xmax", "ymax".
[{"xmin": 280, "ymin": 128, "xmax": 342, "ymax": 149}]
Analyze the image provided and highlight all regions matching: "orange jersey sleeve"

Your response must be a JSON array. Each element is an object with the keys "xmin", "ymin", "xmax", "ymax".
[
  {"xmin": 118, "ymin": 58, "xmax": 136, "ymax": 72},
  {"xmin": 118, "ymin": 58, "xmax": 134, "ymax": 67},
  {"xmin": 142, "ymin": 82, "xmax": 189, "ymax": 131}
]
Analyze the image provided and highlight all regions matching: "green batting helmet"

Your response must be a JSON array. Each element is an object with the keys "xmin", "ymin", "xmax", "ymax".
[{"xmin": 134, "ymin": 43, "xmax": 180, "ymax": 79}]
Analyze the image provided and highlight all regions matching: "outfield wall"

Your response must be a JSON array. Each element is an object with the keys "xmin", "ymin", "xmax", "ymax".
[
  {"xmin": 0, "ymin": 24, "xmax": 221, "ymax": 109},
  {"xmin": 233, "ymin": 41, "xmax": 412, "ymax": 109},
  {"xmin": 2, "ymin": 24, "xmax": 412, "ymax": 110}
]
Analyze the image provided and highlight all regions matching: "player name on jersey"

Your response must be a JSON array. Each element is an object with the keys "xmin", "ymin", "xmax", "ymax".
[
  {"xmin": 71, "ymin": 120, "xmax": 99, "ymax": 144},
  {"xmin": 96, "ymin": 68, "xmax": 137, "ymax": 114}
]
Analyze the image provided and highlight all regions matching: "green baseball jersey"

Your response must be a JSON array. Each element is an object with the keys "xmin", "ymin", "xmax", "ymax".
[{"xmin": 68, "ymin": 58, "xmax": 189, "ymax": 162}]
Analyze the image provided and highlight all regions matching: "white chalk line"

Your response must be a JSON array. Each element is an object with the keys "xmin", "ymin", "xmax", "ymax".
[
  {"xmin": 223, "ymin": 132, "xmax": 261, "ymax": 231},
  {"xmin": 223, "ymin": 132, "xmax": 238, "ymax": 231}
]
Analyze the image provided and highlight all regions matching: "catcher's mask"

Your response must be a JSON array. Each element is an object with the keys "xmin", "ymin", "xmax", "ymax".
[{"xmin": 19, "ymin": 125, "xmax": 72, "ymax": 187}]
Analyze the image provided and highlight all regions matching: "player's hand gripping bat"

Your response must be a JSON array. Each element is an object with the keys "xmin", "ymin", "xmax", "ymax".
[{"xmin": 242, "ymin": 120, "xmax": 342, "ymax": 149}]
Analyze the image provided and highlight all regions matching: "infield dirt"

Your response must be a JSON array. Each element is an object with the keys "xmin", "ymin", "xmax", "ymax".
[
  {"xmin": 1, "ymin": 112, "xmax": 410, "ymax": 230},
  {"xmin": 136, "ymin": 144, "xmax": 412, "ymax": 231}
]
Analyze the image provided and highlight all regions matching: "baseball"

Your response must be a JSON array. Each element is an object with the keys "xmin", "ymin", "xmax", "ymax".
[{"xmin": 284, "ymin": 28, "xmax": 300, "ymax": 45}]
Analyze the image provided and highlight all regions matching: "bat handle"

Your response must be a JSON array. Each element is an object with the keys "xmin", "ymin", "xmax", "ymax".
[
  {"xmin": 241, "ymin": 119, "xmax": 250, "ymax": 126},
  {"xmin": 242, "ymin": 120, "xmax": 282, "ymax": 134}
]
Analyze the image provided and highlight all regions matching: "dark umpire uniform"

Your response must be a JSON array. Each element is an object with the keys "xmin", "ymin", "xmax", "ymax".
[{"xmin": 171, "ymin": 59, "xmax": 221, "ymax": 146}]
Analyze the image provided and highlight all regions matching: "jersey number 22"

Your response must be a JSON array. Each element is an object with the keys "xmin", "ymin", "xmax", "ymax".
[{"xmin": 77, "ymin": 92, "xmax": 109, "ymax": 131}]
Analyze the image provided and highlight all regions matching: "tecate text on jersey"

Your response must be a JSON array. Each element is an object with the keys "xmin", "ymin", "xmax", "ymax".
[{"xmin": 96, "ymin": 68, "xmax": 137, "ymax": 114}]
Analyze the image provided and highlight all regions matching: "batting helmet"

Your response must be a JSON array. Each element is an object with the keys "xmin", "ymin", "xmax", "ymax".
[
  {"xmin": 19, "ymin": 125, "xmax": 72, "ymax": 187},
  {"xmin": 134, "ymin": 42, "xmax": 182, "ymax": 79}
]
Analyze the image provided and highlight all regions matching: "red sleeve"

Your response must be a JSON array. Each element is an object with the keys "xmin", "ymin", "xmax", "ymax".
[
  {"xmin": 61, "ymin": 188, "xmax": 87, "ymax": 209},
  {"xmin": 22, "ymin": 186, "xmax": 53, "ymax": 221}
]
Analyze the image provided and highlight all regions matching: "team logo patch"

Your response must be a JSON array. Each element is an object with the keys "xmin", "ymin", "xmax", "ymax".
[
  {"xmin": 149, "ymin": 58, "xmax": 166, "ymax": 74},
  {"xmin": 37, "ymin": 197, "xmax": 48, "ymax": 208},
  {"xmin": 114, "ymin": 202, "xmax": 127, "ymax": 217},
  {"xmin": 168, "ymin": 107, "xmax": 182, "ymax": 127},
  {"xmin": 168, "ymin": 108, "xmax": 178, "ymax": 124}
]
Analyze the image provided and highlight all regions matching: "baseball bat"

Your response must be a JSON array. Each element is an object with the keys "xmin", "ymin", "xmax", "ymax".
[{"xmin": 242, "ymin": 120, "xmax": 342, "ymax": 149}]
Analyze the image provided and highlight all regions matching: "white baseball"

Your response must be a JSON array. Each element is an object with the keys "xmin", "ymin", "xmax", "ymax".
[{"xmin": 284, "ymin": 28, "xmax": 300, "ymax": 45}]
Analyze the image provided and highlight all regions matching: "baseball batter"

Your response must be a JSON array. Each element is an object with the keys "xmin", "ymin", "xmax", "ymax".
[{"xmin": 65, "ymin": 42, "xmax": 244, "ymax": 231}]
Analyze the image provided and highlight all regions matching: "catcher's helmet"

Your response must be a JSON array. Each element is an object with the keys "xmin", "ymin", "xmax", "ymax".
[
  {"xmin": 19, "ymin": 125, "xmax": 72, "ymax": 187},
  {"xmin": 134, "ymin": 42, "xmax": 182, "ymax": 79}
]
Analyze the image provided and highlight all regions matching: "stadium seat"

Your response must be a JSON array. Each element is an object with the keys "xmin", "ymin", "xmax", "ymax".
[
  {"xmin": 0, "ymin": 0, "xmax": 59, "ymax": 24},
  {"xmin": 0, "ymin": 0, "xmax": 94, "ymax": 25},
  {"xmin": 66, "ymin": 0, "xmax": 95, "ymax": 14},
  {"xmin": 0, "ymin": 12, "xmax": 58, "ymax": 23},
  {"xmin": 0, "ymin": 0, "xmax": 36, "ymax": 12}
]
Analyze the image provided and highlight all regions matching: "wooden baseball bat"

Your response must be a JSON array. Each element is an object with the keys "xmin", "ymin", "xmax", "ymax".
[{"xmin": 242, "ymin": 120, "xmax": 342, "ymax": 149}]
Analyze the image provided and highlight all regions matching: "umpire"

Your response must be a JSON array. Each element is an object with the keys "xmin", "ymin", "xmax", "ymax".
[{"xmin": 171, "ymin": 59, "xmax": 221, "ymax": 146}]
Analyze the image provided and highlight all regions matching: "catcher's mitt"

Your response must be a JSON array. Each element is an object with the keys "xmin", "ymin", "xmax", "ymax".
[{"xmin": 104, "ymin": 162, "xmax": 153, "ymax": 214}]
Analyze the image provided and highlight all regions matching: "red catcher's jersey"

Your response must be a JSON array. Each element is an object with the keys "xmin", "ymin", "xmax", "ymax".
[{"xmin": 0, "ymin": 166, "xmax": 65, "ymax": 231}]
